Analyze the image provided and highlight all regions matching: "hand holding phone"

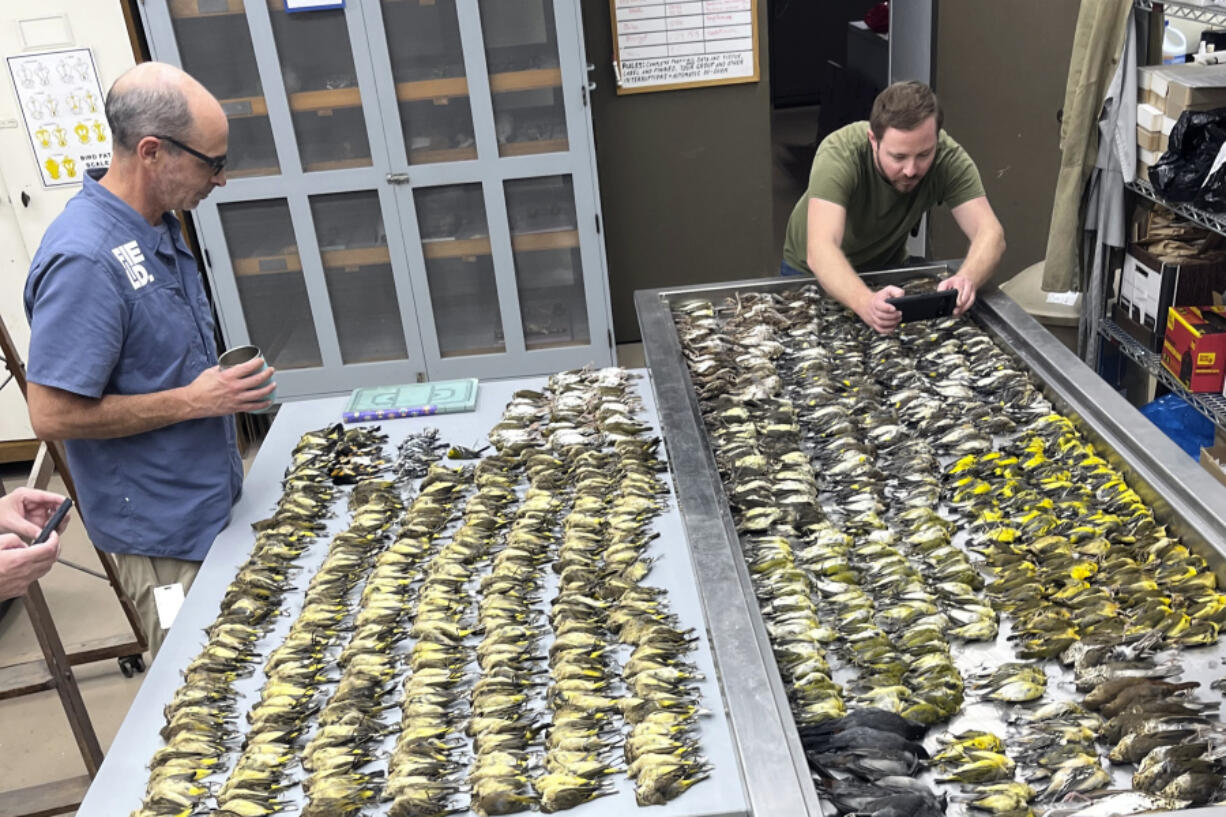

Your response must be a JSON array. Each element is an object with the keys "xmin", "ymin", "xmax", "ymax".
[{"xmin": 885, "ymin": 290, "xmax": 958, "ymax": 324}]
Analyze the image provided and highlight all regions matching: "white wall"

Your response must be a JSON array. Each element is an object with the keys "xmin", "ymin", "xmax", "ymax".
[{"xmin": 0, "ymin": 3, "xmax": 136, "ymax": 443}]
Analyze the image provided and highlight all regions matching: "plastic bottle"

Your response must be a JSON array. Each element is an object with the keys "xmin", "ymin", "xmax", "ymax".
[{"xmin": 1164, "ymin": 21, "xmax": 1188, "ymax": 64}]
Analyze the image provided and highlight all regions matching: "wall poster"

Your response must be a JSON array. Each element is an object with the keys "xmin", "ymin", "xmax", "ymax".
[
  {"xmin": 8, "ymin": 47, "xmax": 110, "ymax": 188},
  {"xmin": 611, "ymin": 0, "xmax": 760, "ymax": 94}
]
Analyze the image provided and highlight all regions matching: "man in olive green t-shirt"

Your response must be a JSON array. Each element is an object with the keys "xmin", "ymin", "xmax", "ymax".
[{"xmin": 782, "ymin": 81, "xmax": 1006, "ymax": 334}]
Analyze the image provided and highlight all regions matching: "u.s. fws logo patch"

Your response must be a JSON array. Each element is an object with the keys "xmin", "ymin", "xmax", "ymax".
[{"xmin": 112, "ymin": 240, "xmax": 153, "ymax": 290}]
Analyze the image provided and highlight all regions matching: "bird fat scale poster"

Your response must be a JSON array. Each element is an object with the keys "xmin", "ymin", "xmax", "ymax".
[{"xmin": 8, "ymin": 48, "xmax": 110, "ymax": 188}]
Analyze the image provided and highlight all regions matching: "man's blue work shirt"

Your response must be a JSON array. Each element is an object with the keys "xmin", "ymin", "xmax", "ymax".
[{"xmin": 24, "ymin": 169, "xmax": 242, "ymax": 561}]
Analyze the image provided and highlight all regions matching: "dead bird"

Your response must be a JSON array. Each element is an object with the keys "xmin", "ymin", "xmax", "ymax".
[
  {"xmin": 1046, "ymin": 791, "xmax": 1189, "ymax": 817},
  {"xmin": 1040, "ymin": 760, "xmax": 1112, "ymax": 801},
  {"xmin": 796, "ymin": 709, "xmax": 926, "ymax": 742},
  {"xmin": 848, "ymin": 791, "xmax": 946, "ymax": 817},
  {"xmin": 1108, "ymin": 723, "xmax": 1205, "ymax": 764},
  {"xmin": 800, "ymin": 726, "xmax": 929, "ymax": 760},
  {"xmin": 1083, "ymin": 678, "xmax": 1199, "ymax": 713},
  {"xmin": 1159, "ymin": 771, "xmax": 1226, "ymax": 804},
  {"xmin": 1075, "ymin": 660, "xmax": 1183, "ymax": 692},
  {"xmin": 1101, "ymin": 700, "xmax": 1216, "ymax": 743},
  {"xmin": 819, "ymin": 777, "xmax": 938, "ymax": 814},
  {"xmin": 807, "ymin": 746, "xmax": 922, "ymax": 781}
]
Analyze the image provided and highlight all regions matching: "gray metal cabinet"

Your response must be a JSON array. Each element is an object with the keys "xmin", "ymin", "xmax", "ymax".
[{"xmin": 138, "ymin": 0, "xmax": 613, "ymax": 397}]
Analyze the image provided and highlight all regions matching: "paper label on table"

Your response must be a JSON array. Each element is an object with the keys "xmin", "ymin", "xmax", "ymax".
[
  {"xmin": 153, "ymin": 583, "xmax": 185, "ymax": 630},
  {"xmin": 7, "ymin": 48, "xmax": 110, "ymax": 188},
  {"xmin": 1045, "ymin": 291, "xmax": 1080, "ymax": 306}
]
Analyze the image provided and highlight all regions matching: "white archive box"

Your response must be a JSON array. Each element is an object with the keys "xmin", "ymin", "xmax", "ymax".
[{"xmin": 1138, "ymin": 102, "xmax": 1164, "ymax": 131}]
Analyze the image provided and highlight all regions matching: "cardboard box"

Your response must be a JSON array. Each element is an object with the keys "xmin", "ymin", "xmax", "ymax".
[
  {"xmin": 1203, "ymin": 443, "xmax": 1226, "ymax": 489},
  {"xmin": 1162, "ymin": 63, "xmax": 1226, "ymax": 117},
  {"xmin": 1116, "ymin": 245, "xmax": 1226, "ymax": 352},
  {"xmin": 1138, "ymin": 102, "xmax": 1165, "ymax": 131},
  {"xmin": 1139, "ymin": 146, "xmax": 1163, "ymax": 167},
  {"xmin": 1162, "ymin": 306, "xmax": 1226, "ymax": 392},
  {"xmin": 1138, "ymin": 126, "xmax": 1162, "ymax": 152}
]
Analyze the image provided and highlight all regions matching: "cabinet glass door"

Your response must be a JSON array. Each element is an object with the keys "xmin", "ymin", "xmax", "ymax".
[
  {"xmin": 379, "ymin": 0, "xmax": 476, "ymax": 165},
  {"xmin": 168, "ymin": 0, "xmax": 279, "ymax": 177},
  {"xmin": 219, "ymin": 198, "xmax": 324, "ymax": 369},
  {"xmin": 478, "ymin": 0, "xmax": 568, "ymax": 157},
  {"xmin": 309, "ymin": 190, "xmax": 410, "ymax": 364},
  {"xmin": 414, "ymin": 184, "xmax": 505, "ymax": 357},
  {"xmin": 504, "ymin": 175, "xmax": 588, "ymax": 349},
  {"xmin": 266, "ymin": 1, "xmax": 372, "ymax": 171}
]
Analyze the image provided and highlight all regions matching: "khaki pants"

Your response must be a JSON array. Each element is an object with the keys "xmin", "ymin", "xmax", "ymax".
[{"xmin": 112, "ymin": 553, "xmax": 201, "ymax": 660}]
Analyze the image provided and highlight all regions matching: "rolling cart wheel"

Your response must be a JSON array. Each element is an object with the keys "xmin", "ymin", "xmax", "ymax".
[{"xmin": 118, "ymin": 655, "xmax": 145, "ymax": 677}]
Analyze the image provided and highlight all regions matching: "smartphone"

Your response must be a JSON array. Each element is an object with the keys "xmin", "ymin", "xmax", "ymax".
[
  {"xmin": 885, "ymin": 290, "xmax": 958, "ymax": 323},
  {"xmin": 33, "ymin": 498, "xmax": 72, "ymax": 545}
]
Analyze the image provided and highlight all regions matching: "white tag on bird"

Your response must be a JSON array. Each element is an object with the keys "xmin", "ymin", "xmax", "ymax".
[{"xmin": 153, "ymin": 583, "xmax": 185, "ymax": 630}]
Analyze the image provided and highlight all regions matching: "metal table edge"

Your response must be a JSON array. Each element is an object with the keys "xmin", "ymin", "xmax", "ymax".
[{"xmin": 634, "ymin": 288, "xmax": 824, "ymax": 817}]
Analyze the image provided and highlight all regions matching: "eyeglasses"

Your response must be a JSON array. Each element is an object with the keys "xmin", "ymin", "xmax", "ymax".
[{"xmin": 154, "ymin": 134, "xmax": 226, "ymax": 175}]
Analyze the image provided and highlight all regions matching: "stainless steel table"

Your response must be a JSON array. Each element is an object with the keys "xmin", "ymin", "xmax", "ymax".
[{"xmin": 633, "ymin": 270, "xmax": 1226, "ymax": 817}]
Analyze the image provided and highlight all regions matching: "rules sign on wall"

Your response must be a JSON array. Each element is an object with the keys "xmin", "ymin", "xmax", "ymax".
[{"xmin": 611, "ymin": 0, "xmax": 760, "ymax": 94}]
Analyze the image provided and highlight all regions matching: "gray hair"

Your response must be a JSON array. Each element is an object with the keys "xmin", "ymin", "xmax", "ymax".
[{"xmin": 105, "ymin": 82, "xmax": 193, "ymax": 152}]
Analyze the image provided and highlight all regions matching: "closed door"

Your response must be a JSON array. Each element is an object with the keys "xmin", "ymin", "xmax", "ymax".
[
  {"xmin": 149, "ymin": 0, "xmax": 433, "ymax": 397},
  {"xmin": 360, "ymin": 0, "xmax": 613, "ymax": 381}
]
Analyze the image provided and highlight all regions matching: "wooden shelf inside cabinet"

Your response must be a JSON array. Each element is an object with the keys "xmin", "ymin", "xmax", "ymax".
[
  {"xmin": 501, "ymin": 138, "xmax": 570, "ymax": 157},
  {"xmin": 169, "ymin": 0, "xmax": 245, "ymax": 18},
  {"xmin": 1099, "ymin": 316, "xmax": 1226, "ymax": 428},
  {"xmin": 288, "ymin": 87, "xmax": 363, "ymax": 113},
  {"xmin": 233, "ymin": 245, "xmax": 392, "ymax": 276},
  {"xmin": 303, "ymin": 157, "xmax": 374, "ymax": 172},
  {"xmin": 286, "ymin": 68, "xmax": 560, "ymax": 115},
  {"xmin": 409, "ymin": 146, "xmax": 479, "ymax": 164},
  {"xmin": 219, "ymin": 95, "xmax": 269, "ymax": 119},
  {"xmin": 397, "ymin": 77, "xmax": 470, "ymax": 103},
  {"xmin": 489, "ymin": 68, "xmax": 563, "ymax": 94},
  {"xmin": 396, "ymin": 68, "xmax": 562, "ymax": 103},
  {"xmin": 225, "ymin": 165, "xmax": 281, "ymax": 178},
  {"xmin": 422, "ymin": 229, "xmax": 580, "ymax": 260}
]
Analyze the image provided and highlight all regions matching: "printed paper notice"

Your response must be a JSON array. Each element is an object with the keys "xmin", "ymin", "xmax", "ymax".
[
  {"xmin": 7, "ymin": 48, "xmax": 110, "ymax": 188},
  {"xmin": 613, "ymin": 0, "xmax": 758, "ymax": 93}
]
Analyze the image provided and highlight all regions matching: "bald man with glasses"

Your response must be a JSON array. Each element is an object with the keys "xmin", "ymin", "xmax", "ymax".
[{"xmin": 23, "ymin": 62, "xmax": 275, "ymax": 659}]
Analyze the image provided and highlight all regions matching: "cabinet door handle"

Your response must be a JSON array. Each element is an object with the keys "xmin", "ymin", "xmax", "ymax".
[{"xmin": 386, "ymin": 173, "xmax": 410, "ymax": 185}]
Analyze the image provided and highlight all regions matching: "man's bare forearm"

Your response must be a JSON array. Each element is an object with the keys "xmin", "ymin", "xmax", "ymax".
[
  {"xmin": 808, "ymin": 240, "xmax": 872, "ymax": 314},
  {"xmin": 28, "ymin": 383, "xmax": 197, "ymax": 441},
  {"xmin": 957, "ymin": 223, "xmax": 1006, "ymax": 288}
]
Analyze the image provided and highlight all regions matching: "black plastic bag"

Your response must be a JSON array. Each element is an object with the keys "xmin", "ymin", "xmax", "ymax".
[{"xmin": 1149, "ymin": 106, "xmax": 1226, "ymax": 210}]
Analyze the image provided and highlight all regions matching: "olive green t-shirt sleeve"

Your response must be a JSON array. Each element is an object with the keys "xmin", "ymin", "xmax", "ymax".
[
  {"xmin": 936, "ymin": 136, "xmax": 987, "ymax": 210},
  {"xmin": 805, "ymin": 131, "xmax": 862, "ymax": 208}
]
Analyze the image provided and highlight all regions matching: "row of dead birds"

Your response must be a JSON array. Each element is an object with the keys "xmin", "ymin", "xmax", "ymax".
[
  {"xmin": 672, "ymin": 285, "xmax": 1226, "ymax": 815},
  {"xmin": 474, "ymin": 372, "xmax": 710, "ymax": 810},
  {"xmin": 216, "ymin": 473, "xmax": 404, "ymax": 817},
  {"xmin": 130, "ymin": 424, "xmax": 387, "ymax": 817}
]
